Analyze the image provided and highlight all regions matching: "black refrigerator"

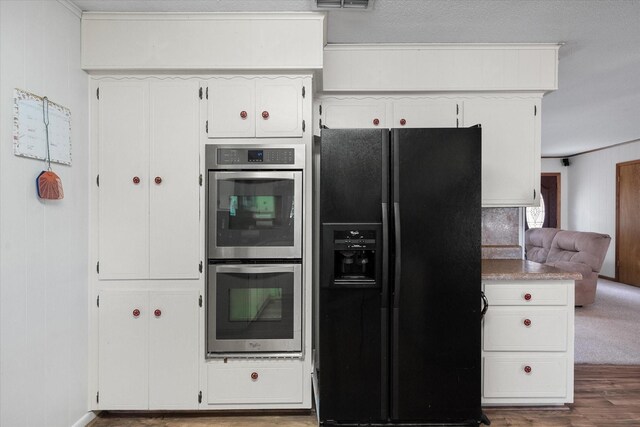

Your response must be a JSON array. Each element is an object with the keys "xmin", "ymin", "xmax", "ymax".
[{"xmin": 317, "ymin": 128, "xmax": 487, "ymax": 426}]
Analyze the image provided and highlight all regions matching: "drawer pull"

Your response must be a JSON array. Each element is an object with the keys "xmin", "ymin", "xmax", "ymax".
[
  {"xmin": 524, "ymin": 293, "xmax": 532, "ymax": 301},
  {"xmin": 373, "ymin": 118, "xmax": 380, "ymax": 126},
  {"xmin": 523, "ymin": 318, "xmax": 532, "ymax": 327},
  {"xmin": 400, "ymin": 118, "xmax": 407, "ymax": 126},
  {"xmin": 524, "ymin": 365, "xmax": 532, "ymax": 374},
  {"xmin": 132, "ymin": 308, "xmax": 140, "ymax": 317},
  {"xmin": 262, "ymin": 111, "xmax": 269, "ymax": 119},
  {"xmin": 132, "ymin": 176, "xmax": 140, "ymax": 184},
  {"xmin": 154, "ymin": 309, "xmax": 162, "ymax": 317},
  {"xmin": 250, "ymin": 372, "xmax": 259, "ymax": 381},
  {"xmin": 240, "ymin": 110, "xmax": 247, "ymax": 119}
]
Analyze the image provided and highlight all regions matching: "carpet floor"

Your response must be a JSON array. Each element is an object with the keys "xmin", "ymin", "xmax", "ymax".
[{"xmin": 575, "ymin": 278, "xmax": 640, "ymax": 364}]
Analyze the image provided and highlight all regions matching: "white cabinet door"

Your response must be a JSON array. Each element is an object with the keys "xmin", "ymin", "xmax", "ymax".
[
  {"xmin": 392, "ymin": 99, "xmax": 459, "ymax": 128},
  {"xmin": 98, "ymin": 290, "xmax": 149, "ymax": 409},
  {"xmin": 463, "ymin": 99, "xmax": 540, "ymax": 206},
  {"xmin": 148, "ymin": 290, "xmax": 200, "ymax": 409},
  {"xmin": 98, "ymin": 82, "xmax": 150, "ymax": 279},
  {"xmin": 322, "ymin": 101, "xmax": 387, "ymax": 129},
  {"xmin": 149, "ymin": 81, "xmax": 200, "ymax": 279},
  {"xmin": 208, "ymin": 78, "xmax": 255, "ymax": 138},
  {"xmin": 256, "ymin": 78, "xmax": 303, "ymax": 137}
]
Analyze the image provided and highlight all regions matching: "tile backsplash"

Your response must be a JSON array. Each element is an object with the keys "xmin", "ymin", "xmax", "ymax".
[{"xmin": 481, "ymin": 207, "xmax": 522, "ymax": 259}]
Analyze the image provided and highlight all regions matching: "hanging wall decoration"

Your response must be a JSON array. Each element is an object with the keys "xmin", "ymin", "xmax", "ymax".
[
  {"xmin": 36, "ymin": 97, "xmax": 64, "ymax": 200},
  {"xmin": 13, "ymin": 88, "xmax": 71, "ymax": 165}
]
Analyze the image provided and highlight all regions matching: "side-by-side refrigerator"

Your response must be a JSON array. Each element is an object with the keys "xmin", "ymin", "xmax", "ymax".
[{"xmin": 317, "ymin": 128, "xmax": 488, "ymax": 426}]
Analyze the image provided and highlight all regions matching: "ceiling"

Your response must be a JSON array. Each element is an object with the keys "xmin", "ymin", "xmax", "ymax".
[{"xmin": 71, "ymin": 0, "xmax": 640, "ymax": 157}]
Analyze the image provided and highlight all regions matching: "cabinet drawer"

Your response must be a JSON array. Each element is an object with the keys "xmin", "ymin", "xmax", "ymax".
[
  {"xmin": 483, "ymin": 355, "xmax": 567, "ymax": 398},
  {"xmin": 483, "ymin": 307, "xmax": 567, "ymax": 351},
  {"xmin": 484, "ymin": 282, "xmax": 568, "ymax": 306},
  {"xmin": 207, "ymin": 362, "xmax": 303, "ymax": 404}
]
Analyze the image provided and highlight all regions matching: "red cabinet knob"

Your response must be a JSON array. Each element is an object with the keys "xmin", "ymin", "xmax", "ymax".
[
  {"xmin": 524, "ymin": 365, "xmax": 532, "ymax": 374},
  {"xmin": 155, "ymin": 176, "xmax": 162, "ymax": 185},
  {"xmin": 133, "ymin": 176, "xmax": 140, "ymax": 184},
  {"xmin": 154, "ymin": 309, "xmax": 162, "ymax": 317},
  {"xmin": 262, "ymin": 111, "xmax": 269, "ymax": 119},
  {"xmin": 251, "ymin": 372, "xmax": 259, "ymax": 381},
  {"xmin": 132, "ymin": 309, "xmax": 140, "ymax": 317},
  {"xmin": 373, "ymin": 118, "xmax": 380, "ymax": 126},
  {"xmin": 524, "ymin": 318, "xmax": 532, "ymax": 327},
  {"xmin": 400, "ymin": 118, "xmax": 407, "ymax": 126},
  {"xmin": 524, "ymin": 293, "xmax": 532, "ymax": 301},
  {"xmin": 240, "ymin": 110, "xmax": 248, "ymax": 119}
]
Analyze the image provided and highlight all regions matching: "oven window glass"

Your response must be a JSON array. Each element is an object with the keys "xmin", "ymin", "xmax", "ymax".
[
  {"xmin": 217, "ymin": 179, "xmax": 295, "ymax": 247},
  {"xmin": 216, "ymin": 271, "xmax": 294, "ymax": 340}
]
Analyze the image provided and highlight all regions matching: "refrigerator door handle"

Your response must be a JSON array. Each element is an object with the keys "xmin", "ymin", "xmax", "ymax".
[
  {"xmin": 481, "ymin": 291, "xmax": 489, "ymax": 319},
  {"xmin": 382, "ymin": 203, "xmax": 390, "ymax": 305},
  {"xmin": 393, "ymin": 202, "xmax": 401, "ymax": 308}
]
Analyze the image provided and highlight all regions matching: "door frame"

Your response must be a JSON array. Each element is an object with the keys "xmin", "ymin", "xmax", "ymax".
[
  {"xmin": 542, "ymin": 172, "xmax": 561, "ymax": 228},
  {"xmin": 615, "ymin": 159, "xmax": 640, "ymax": 282}
]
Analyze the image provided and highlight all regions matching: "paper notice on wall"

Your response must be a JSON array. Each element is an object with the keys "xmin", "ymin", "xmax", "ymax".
[{"xmin": 13, "ymin": 88, "xmax": 72, "ymax": 165}]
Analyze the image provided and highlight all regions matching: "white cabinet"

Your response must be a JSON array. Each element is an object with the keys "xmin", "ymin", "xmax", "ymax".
[
  {"xmin": 392, "ymin": 99, "xmax": 458, "ymax": 128},
  {"xmin": 98, "ymin": 289, "xmax": 200, "ymax": 410},
  {"xmin": 207, "ymin": 77, "xmax": 304, "ymax": 138},
  {"xmin": 98, "ymin": 80, "xmax": 200, "ymax": 280},
  {"xmin": 481, "ymin": 280, "xmax": 574, "ymax": 406},
  {"xmin": 321, "ymin": 98, "xmax": 459, "ymax": 130},
  {"xmin": 463, "ymin": 98, "xmax": 541, "ymax": 207},
  {"xmin": 322, "ymin": 99, "xmax": 387, "ymax": 129},
  {"xmin": 206, "ymin": 360, "xmax": 304, "ymax": 406}
]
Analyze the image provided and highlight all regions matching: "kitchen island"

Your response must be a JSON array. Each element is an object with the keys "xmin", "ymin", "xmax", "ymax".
[{"xmin": 481, "ymin": 258, "xmax": 580, "ymax": 406}]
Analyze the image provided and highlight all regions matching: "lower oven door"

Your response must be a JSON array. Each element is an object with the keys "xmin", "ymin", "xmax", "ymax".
[{"xmin": 207, "ymin": 263, "xmax": 302, "ymax": 354}]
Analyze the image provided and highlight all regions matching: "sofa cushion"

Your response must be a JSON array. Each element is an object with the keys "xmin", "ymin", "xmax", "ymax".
[
  {"xmin": 525, "ymin": 228, "xmax": 560, "ymax": 263},
  {"xmin": 547, "ymin": 230, "xmax": 611, "ymax": 273}
]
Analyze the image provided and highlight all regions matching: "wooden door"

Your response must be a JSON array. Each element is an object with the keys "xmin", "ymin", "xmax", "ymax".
[
  {"xmin": 149, "ymin": 81, "xmax": 200, "ymax": 279},
  {"xmin": 98, "ymin": 290, "xmax": 149, "ymax": 409},
  {"xmin": 322, "ymin": 100, "xmax": 387, "ymax": 129},
  {"xmin": 256, "ymin": 77, "xmax": 303, "ymax": 137},
  {"xmin": 541, "ymin": 173, "xmax": 560, "ymax": 228},
  {"xmin": 616, "ymin": 160, "xmax": 640, "ymax": 286},
  {"xmin": 392, "ymin": 99, "xmax": 459, "ymax": 128},
  {"xmin": 148, "ymin": 290, "xmax": 200, "ymax": 409},
  {"xmin": 207, "ymin": 78, "xmax": 255, "ymax": 138},
  {"xmin": 98, "ymin": 82, "xmax": 150, "ymax": 279},
  {"xmin": 463, "ymin": 99, "xmax": 539, "ymax": 207}
]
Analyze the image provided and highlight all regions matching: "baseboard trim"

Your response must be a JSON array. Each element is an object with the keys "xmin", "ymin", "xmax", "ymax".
[
  {"xmin": 599, "ymin": 275, "xmax": 616, "ymax": 281},
  {"xmin": 71, "ymin": 411, "xmax": 97, "ymax": 427}
]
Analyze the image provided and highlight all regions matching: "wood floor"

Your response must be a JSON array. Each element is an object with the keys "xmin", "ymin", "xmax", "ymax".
[{"xmin": 89, "ymin": 365, "xmax": 640, "ymax": 427}]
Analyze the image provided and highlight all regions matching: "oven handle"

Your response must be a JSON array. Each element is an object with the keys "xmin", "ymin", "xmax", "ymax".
[
  {"xmin": 213, "ymin": 264, "xmax": 298, "ymax": 274},
  {"xmin": 211, "ymin": 171, "xmax": 300, "ymax": 180}
]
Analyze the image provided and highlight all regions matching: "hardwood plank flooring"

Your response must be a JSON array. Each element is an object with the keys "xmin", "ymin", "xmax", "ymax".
[{"xmin": 90, "ymin": 365, "xmax": 640, "ymax": 426}]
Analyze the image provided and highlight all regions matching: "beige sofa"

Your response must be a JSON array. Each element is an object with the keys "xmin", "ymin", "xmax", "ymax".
[{"xmin": 525, "ymin": 228, "xmax": 611, "ymax": 306}]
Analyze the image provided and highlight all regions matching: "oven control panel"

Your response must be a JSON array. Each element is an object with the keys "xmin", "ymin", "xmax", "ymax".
[{"xmin": 218, "ymin": 148, "xmax": 295, "ymax": 165}]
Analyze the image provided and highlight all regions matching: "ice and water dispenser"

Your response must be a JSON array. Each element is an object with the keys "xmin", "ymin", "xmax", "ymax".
[{"xmin": 321, "ymin": 224, "xmax": 382, "ymax": 288}]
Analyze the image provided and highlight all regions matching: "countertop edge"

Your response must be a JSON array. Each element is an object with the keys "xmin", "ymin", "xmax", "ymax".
[{"xmin": 481, "ymin": 259, "xmax": 583, "ymax": 281}]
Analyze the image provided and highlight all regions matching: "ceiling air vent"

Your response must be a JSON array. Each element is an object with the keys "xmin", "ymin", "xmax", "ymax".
[{"xmin": 316, "ymin": 0, "xmax": 373, "ymax": 9}]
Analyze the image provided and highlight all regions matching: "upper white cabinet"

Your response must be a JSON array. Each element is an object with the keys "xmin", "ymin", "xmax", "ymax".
[
  {"xmin": 463, "ymin": 98, "xmax": 540, "ymax": 206},
  {"xmin": 321, "ymin": 98, "xmax": 459, "ymax": 130},
  {"xmin": 208, "ymin": 77, "xmax": 304, "ymax": 138},
  {"xmin": 322, "ymin": 99, "xmax": 387, "ymax": 129},
  {"xmin": 392, "ymin": 99, "xmax": 459, "ymax": 128},
  {"xmin": 82, "ymin": 13, "xmax": 325, "ymax": 71},
  {"xmin": 98, "ymin": 80, "xmax": 200, "ymax": 280}
]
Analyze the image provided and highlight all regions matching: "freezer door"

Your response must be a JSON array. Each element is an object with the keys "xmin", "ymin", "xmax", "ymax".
[{"xmin": 390, "ymin": 128, "xmax": 483, "ymax": 423}]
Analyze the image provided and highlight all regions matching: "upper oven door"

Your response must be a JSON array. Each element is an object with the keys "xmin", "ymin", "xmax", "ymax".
[{"xmin": 208, "ymin": 171, "xmax": 302, "ymax": 259}]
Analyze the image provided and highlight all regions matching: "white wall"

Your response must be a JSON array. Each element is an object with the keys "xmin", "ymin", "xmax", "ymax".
[
  {"xmin": 566, "ymin": 139, "xmax": 640, "ymax": 278},
  {"xmin": 0, "ymin": 2, "xmax": 90, "ymax": 426},
  {"xmin": 541, "ymin": 158, "xmax": 569, "ymax": 230}
]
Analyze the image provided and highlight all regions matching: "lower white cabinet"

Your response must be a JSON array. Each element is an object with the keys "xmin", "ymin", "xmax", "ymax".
[
  {"xmin": 98, "ymin": 289, "xmax": 200, "ymax": 410},
  {"xmin": 482, "ymin": 280, "xmax": 574, "ymax": 406},
  {"xmin": 205, "ymin": 359, "xmax": 305, "ymax": 408}
]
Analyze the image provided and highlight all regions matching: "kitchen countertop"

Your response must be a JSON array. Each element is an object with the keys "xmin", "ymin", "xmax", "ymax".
[{"xmin": 482, "ymin": 259, "xmax": 582, "ymax": 281}]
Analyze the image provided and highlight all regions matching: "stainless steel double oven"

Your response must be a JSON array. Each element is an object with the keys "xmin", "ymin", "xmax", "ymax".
[{"xmin": 206, "ymin": 144, "xmax": 304, "ymax": 355}]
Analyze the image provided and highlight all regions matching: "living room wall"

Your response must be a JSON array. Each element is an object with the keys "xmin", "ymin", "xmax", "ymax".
[
  {"xmin": 0, "ymin": 1, "xmax": 89, "ymax": 426},
  {"xmin": 567, "ymin": 138, "xmax": 640, "ymax": 278}
]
